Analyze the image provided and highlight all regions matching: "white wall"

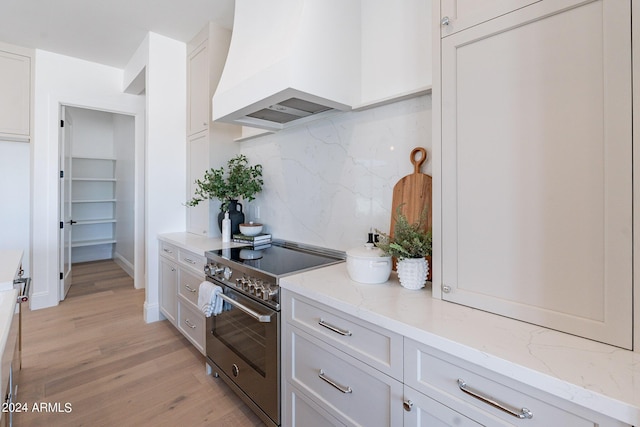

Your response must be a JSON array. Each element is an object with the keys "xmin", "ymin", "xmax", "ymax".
[
  {"xmin": 239, "ymin": 94, "xmax": 432, "ymax": 251},
  {"xmin": 114, "ymin": 113, "xmax": 135, "ymax": 274},
  {"xmin": 0, "ymin": 141, "xmax": 30, "ymax": 275},
  {"xmin": 31, "ymin": 50, "xmax": 144, "ymax": 310},
  {"xmin": 138, "ymin": 33, "xmax": 186, "ymax": 322}
]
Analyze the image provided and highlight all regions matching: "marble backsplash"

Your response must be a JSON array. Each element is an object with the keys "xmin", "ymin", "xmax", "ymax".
[{"xmin": 239, "ymin": 94, "xmax": 432, "ymax": 252}]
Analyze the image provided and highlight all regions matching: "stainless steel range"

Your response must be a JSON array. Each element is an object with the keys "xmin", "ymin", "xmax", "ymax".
[{"xmin": 204, "ymin": 240, "xmax": 344, "ymax": 427}]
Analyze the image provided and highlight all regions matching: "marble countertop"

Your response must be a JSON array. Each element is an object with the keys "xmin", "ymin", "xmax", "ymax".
[
  {"xmin": 280, "ymin": 263, "xmax": 640, "ymax": 425},
  {"xmin": 158, "ymin": 232, "xmax": 247, "ymax": 255},
  {"xmin": 0, "ymin": 250, "xmax": 22, "ymax": 291}
]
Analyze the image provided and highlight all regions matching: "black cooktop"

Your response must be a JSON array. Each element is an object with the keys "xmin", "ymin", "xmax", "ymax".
[{"xmin": 208, "ymin": 241, "xmax": 344, "ymax": 277}]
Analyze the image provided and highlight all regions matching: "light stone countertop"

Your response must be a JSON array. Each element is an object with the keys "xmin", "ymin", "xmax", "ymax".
[
  {"xmin": 0, "ymin": 250, "xmax": 22, "ymax": 291},
  {"xmin": 280, "ymin": 263, "xmax": 640, "ymax": 426},
  {"xmin": 158, "ymin": 232, "xmax": 247, "ymax": 255}
]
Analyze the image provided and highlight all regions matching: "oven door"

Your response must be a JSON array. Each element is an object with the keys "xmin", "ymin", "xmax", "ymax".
[{"xmin": 206, "ymin": 283, "xmax": 280, "ymax": 425}]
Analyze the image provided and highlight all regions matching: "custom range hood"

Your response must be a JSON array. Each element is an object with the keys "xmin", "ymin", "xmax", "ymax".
[{"xmin": 212, "ymin": 0, "xmax": 361, "ymax": 131}]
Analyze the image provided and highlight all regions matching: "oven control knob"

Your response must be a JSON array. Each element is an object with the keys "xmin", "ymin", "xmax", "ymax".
[
  {"xmin": 223, "ymin": 266, "xmax": 232, "ymax": 280},
  {"xmin": 204, "ymin": 263, "xmax": 212, "ymax": 274},
  {"xmin": 235, "ymin": 278, "xmax": 243, "ymax": 287}
]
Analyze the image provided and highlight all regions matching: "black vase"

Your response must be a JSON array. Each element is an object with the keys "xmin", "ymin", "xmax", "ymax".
[{"xmin": 218, "ymin": 200, "xmax": 245, "ymax": 235}]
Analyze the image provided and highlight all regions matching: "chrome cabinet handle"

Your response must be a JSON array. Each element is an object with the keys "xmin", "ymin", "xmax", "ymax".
[
  {"xmin": 442, "ymin": 285, "xmax": 451, "ymax": 293},
  {"xmin": 184, "ymin": 284, "xmax": 196, "ymax": 293},
  {"xmin": 163, "ymin": 248, "xmax": 173, "ymax": 254},
  {"xmin": 170, "ymin": 267, "xmax": 176, "ymax": 272},
  {"xmin": 441, "ymin": 16, "xmax": 450, "ymax": 26},
  {"xmin": 183, "ymin": 257, "xmax": 197, "ymax": 265},
  {"xmin": 218, "ymin": 293, "xmax": 272, "ymax": 323},
  {"xmin": 184, "ymin": 319, "xmax": 196, "ymax": 329},
  {"xmin": 318, "ymin": 370, "xmax": 352, "ymax": 394},
  {"xmin": 318, "ymin": 319, "xmax": 352, "ymax": 336},
  {"xmin": 403, "ymin": 400, "xmax": 413, "ymax": 412},
  {"xmin": 457, "ymin": 379, "xmax": 533, "ymax": 419}
]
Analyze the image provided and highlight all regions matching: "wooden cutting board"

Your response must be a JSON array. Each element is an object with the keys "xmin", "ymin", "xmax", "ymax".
[{"xmin": 389, "ymin": 147, "xmax": 432, "ymax": 278}]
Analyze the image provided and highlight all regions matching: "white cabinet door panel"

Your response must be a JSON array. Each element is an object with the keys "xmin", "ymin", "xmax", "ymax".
[
  {"xmin": 440, "ymin": 0, "xmax": 541, "ymax": 36},
  {"xmin": 0, "ymin": 49, "xmax": 30, "ymax": 137},
  {"xmin": 441, "ymin": 0, "xmax": 632, "ymax": 348}
]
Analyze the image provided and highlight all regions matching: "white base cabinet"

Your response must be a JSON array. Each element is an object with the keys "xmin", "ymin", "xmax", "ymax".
[
  {"xmin": 282, "ymin": 289, "xmax": 630, "ymax": 427},
  {"xmin": 158, "ymin": 240, "xmax": 206, "ymax": 354}
]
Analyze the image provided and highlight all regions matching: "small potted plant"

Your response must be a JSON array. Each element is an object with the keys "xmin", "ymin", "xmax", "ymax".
[
  {"xmin": 376, "ymin": 206, "xmax": 432, "ymax": 290},
  {"xmin": 187, "ymin": 154, "xmax": 264, "ymax": 234}
]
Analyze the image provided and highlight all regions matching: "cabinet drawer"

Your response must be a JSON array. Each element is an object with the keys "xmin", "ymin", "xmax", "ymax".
[
  {"xmin": 403, "ymin": 385, "xmax": 482, "ymax": 427},
  {"xmin": 159, "ymin": 241, "xmax": 178, "ymax": 260},
  {"xmin": 178, "ymin": 300, "xmax": 205, "ymax": 354},
  {"xmin": 285, "ymin": 291, "xmax": 402, "ymax": 380},
  {"xmin": 404, "ymin": 339, "xmax": 621, "ymax": 427},
  {"xmin": 178, "ymin": 248, "xmax": 205, "ymax": 273},
  {"xmin": 287, "ymin": 327, "xmax": 403, "ymax": 427},
  {"xmin": 284, "ymin": 382, "xmax": 346, "ymax": 427},
  {"xmin": 178, "ymin": 267, "xmax": 202, "ymax": 308}
]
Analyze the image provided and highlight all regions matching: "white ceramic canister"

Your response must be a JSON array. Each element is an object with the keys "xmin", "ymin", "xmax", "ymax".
[{"xmin": 346, "ymin": 243, "xmax": 392, "ymax": 284}]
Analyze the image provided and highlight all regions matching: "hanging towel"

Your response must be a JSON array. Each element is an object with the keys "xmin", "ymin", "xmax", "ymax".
[{"xmin": 198, "ymin": 281, "xmax": 223, "ymax": 317}]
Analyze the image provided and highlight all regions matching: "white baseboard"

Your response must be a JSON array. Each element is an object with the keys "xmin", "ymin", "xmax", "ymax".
[
  {"xmin": 113, "ymin": 252, "xmax": 134, "ymax": 279},
  {"xmin": 144, "ymin": 301, "xmax": 164, "ymax": 323}
]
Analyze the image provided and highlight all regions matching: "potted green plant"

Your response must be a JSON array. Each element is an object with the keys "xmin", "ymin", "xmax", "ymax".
[
  {"xmin": 376, "ymin": 206, "xmax": 432, "ymax": 290},
  {"xmin": 187, "ymin": 154, "xmax": 264, "ymax": 234}
]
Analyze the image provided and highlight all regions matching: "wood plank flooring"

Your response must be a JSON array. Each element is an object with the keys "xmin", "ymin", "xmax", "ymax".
[{"xmin": 14, "ymin": 260, "xmax": 265, "ymax": 427}]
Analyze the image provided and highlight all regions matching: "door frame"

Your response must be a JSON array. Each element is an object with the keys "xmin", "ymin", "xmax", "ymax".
[{"xmin": 56, "ymin": 100, "xmax": 145, "ymax": 301}]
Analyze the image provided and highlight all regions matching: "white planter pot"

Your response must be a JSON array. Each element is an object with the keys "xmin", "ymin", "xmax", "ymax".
[{"xmin": 397, "ymin": 257, "xmax": 428, "ymax": 290}]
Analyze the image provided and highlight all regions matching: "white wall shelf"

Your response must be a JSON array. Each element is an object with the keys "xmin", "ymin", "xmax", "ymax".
[{"xmin": 70, "ymin": 156, "xmax": 117, "ymax": 261}]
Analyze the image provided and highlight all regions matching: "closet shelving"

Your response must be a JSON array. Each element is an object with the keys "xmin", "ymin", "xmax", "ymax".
[{"xmin": 70, "ymin": 156, "xmax": 117, "ymax": 249}]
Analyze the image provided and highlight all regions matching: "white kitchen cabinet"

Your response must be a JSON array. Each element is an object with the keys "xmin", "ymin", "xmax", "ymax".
[
  {"xmin": 284, "ymin": 383, "xmax": 346, "ymax": 427},
  {"xmin": 439, "ymin": 0, "xmax": 540, "ymax": 36},
  {"xmin": 186, "ymin": 132, "xmax": 210, "ymax": 236},
  {"xmin": 402, "ymin": 385, "xmax": 482, "ymax": 427},
  {"xmin": 158, "ymin": 240, "xmax": 207, "ymax": 354},
  {"xmin": 357, "ymin": 0, "xmax": 432, "ymax": 109},
  {"xmin": 159, "ymin": 255, "xmax": 178, "ymax": 325},
  {"xmin": 0, "ymin": 42, "xmax": 32, "ymax": 142},
  {"xmin": 404, "ymin": 338, "xmax": 629, "ymax": 427},
  {"xmin": 185, "ymin": 23, "xmax": 240, "ymax": 237},
  {"xmin": 283, "ymin": 289, "xmax": 404, "ymax": 427},
  {"xmin": 70, "ymin": 157, "xmax": 117, "ymax": 262},
  {"xmin": 187, "ymin": 40, "xmax": 209, "ymax": 136},
  {"xmin": 437, "ymin": 0, "xmax": 633, "ymax": 348}
]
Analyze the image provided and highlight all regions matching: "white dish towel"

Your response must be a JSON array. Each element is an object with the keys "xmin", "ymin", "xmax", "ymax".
[{"xmin": 198, "ymin": 281, "xmax": 223, "ymax": 317}]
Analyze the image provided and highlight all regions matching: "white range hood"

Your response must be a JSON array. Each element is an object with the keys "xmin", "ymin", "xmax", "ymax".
[{"xmin": 212, "ymin": 0, "xmax": 361, "ymax": 131}]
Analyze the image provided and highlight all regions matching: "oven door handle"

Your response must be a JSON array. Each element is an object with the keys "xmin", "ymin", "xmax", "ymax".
[{"xmin": 218, "ymin": 293, "xmax": 272, "ymax": 323}]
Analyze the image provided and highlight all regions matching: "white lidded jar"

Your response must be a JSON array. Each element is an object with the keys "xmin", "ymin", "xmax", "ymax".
[{"xmin": 346, "ymin": 243, "xmax": 392, "ymax": 284}]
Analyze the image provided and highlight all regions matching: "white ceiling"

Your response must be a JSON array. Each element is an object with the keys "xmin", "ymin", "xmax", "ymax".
[{"xmin": 0, "ymin": 0, "xmax": 235, "ymax": 68}]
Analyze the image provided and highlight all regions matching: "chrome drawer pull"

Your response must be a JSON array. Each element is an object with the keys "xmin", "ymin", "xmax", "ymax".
[
  {"xmin": 183, "ymin": 257, "xmax": 197, "ymax": 264},
  {"xmin": 184, "ymin": 284, "xmax": 197, "ymax": 293},
  {"xmin": 457, "ymin": 379, "xmax": 533, "ymax": 419},
  {"xmin": 318, "ymin": 319, "xmax": 352, "ymax": 336},
  {"xmin": 184, "ymin": 319, "xmax": 196, "ymax": 329},
  {"xmin": 163, "ymin": 248, "xmax": 173, "ymax": 254},
  {"xmin": 318, "ymin": 370, "xmax": 352, "ymax": 394}
]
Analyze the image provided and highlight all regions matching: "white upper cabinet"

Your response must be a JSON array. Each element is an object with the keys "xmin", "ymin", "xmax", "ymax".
[
  {"xmin": 438, "ymin": 0, "xmax": 633, "ymax": 348},
  {"xmin": 187, "ymin": 41, "xmax": 210, "ymax": 136},
  {"xmin": 440, "ymin": 0, "xmax": 541, "ymax": 36},
  {"xmin": 357, "ymin": 0, "xmax": 432, "ymax": 109},
  {"xmin": 0, "ymin": 42, "xmax": 33, "ymax": 141}
]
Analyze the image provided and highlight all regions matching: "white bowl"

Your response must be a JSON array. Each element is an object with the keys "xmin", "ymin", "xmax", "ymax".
[{"xmin": 239, "ymin": 222, "xmax": 263, "ymax": 236}]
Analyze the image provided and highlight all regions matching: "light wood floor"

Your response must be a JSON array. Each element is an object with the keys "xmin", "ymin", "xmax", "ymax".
[{"xmin": 14, "ymin": 260, "xmax": 265, "ymax": 427}]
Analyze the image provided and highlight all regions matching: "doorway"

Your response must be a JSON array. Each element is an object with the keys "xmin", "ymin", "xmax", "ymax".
[{"xmin": 58, "ymin": 105, "xmax": 139, "ymax": 301}]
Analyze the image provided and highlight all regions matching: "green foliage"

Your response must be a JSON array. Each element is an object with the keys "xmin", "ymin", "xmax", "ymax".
[
  {"xmin": 375, "ymin": 205, "xmax": 432, "ymax": 259},
  {"xmin": 187, "ymin": 155, "xmax": 264, "ymax": 211}
]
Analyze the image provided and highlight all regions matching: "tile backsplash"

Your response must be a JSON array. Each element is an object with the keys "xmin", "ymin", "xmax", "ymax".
[{"xmin": 240, "ymin": 94, "xmax": 432, "ymax": 252}]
